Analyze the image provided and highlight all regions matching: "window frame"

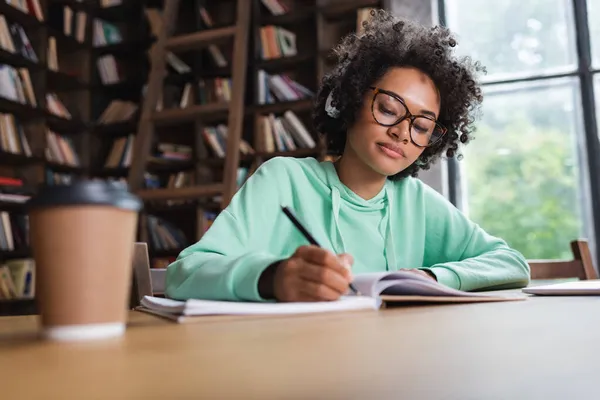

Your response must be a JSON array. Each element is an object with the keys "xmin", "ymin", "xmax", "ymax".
[{"xmin": 438, "ymin": 0, "xmax": 600, "ymax": 263}]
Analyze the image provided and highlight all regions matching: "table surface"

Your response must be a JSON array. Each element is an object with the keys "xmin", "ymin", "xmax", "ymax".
[{"xmin": 1, "ymin": 290, "xmax": 599, "ymax": 400}]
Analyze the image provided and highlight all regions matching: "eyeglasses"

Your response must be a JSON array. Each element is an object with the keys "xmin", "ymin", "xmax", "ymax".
[{"xmin": 369, "ymin": 86, "xmax": 447, "ymax": 148}]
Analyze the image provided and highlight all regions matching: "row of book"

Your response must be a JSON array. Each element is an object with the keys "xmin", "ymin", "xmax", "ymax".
[
  {"xmin": 257, "ymin": 70, "xmax": 313, "ymax": 105},
  {"xmin": 0, "ymin": 258, "xmax": 35, "ymax": 300},
  {"xmin": 202, "ymin": 124, "xmax": 254, "ymax": 159},
  {"xmin": 45, "ymin": 170, "xmax": 73, "ymax": 186},
  {"xmin": 0, "ymin": 15, "xmax": 37, "ymax": 62},
  {"xmin": 260, "ymin": 0, "xmax": 292, "ymax": 15},
  {"xmin": 104, "ymin": 131, "xmax": 262, "ymax": 171},
  {"xmin": 0, "ymin": 64, "xmax": 36, "ymax": 107},
  {"xmin": 159, "ymin": 78, "xmax": 233, "ymax": 110},
  {"xmin": 0, "ymin": 176, "xmax": 30, "ymax": 204},
  {"xmin": 256, "ymin": 111, "xmax": 316, "ymax": 152},
  {"xmin": 47, "ymin": 36, "xmax": 59, "ymax": 71},
  {"xmin": 46, "ymin": 92, "xmax": 71, "ymax": 119},
  {"xmin": 5, "ymin": 0, "xmax": 44, "ymax": 21},
  {"xmin": 46, "ymin": 129, "xmax": 80, "ymax": 167},
  {"xmin": 151, "ymin": 143, "xmax": 192, "ymax": 163},
  {"xmin": 259, "ymin": 25, "xmax": 297, "ymax": 60},
  {"xmin": 147, "ymin": 210, "xmax": 218, "ymax": 254},
  {"xmin": 198, "ymin": 78, "xmax": 232, "ymax": 104},
  {"xmin": 147, "ymin": 215, "xmax": 188, "ymax": 253},
  {"xmin": 0, "ymin": 211, "xmax": 28, "ymax": 251},
  {"xmin": 144, "ymin": 171, "xmax": 194, "ymax": 190},
  {"xmin": 143, "ymin": 166, "xmax": 249, "ymax": 192},
  {"xmin": 104, "ymin": 116, "xmax": 311, "ymax": 164},
  {"xmin": 99, "ymin": 0, "xmax": 123, "ymax": 7},
  {"xmin": 97, "ymin": 99, "xmax": 138, "ymax": 124},
  {"xmin": 0, "ymin": 113, "xmax": 31, "ymax": 156},
  {"xmin": 164, "ymin": 52, "xmax": 191, "ymax": 75},
  {"xmin": 97, "ymin": 54, "xmax": 120, "ymax": 85},
  {"xmin": 145, "ymin": 170, "xmax": 194, "ymax": 208},
  {"xmin": 104, "ymin": 133, "xmax": 134, "ymax": 168},
  {"xmin": 48, "ymin": 3, "xmax": 87, "ymax": 44},
  {"xmin": 92, "ymin": 19, "xmax": 122, "ymax": 47}
]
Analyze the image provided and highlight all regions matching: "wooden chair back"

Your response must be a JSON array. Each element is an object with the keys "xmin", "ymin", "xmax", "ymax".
[
  {"xmin": 130, "ymin": 242, "xmax": 153, "ymax": 308},
  {"xmin": 528, "ymin": 240, "xmax": 598, "ymax": 280}
]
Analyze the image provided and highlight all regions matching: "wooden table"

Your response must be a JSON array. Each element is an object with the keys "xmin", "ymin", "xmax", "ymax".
[{"xmin": 1, "ymin": 293, "xmax": 599, "ymax": 399}]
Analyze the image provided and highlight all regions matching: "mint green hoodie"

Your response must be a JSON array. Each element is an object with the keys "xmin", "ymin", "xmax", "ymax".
[{"xmin": 165, "ymin": 156, "xmax": 530, "ymax": 301}]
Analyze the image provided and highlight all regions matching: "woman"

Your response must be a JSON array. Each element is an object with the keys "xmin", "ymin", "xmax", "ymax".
[{"xmin": 165, "ymin": 10, "xmax": 530, "ymax": 302}]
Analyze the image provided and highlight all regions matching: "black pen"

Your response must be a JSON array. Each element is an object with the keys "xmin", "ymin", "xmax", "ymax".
[{"xmin": 281, "ymin": 205, "xmax": 361, "ymax": 296}]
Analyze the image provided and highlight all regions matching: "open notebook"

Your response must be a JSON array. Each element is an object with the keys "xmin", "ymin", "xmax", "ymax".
[
  {"xmin": 353, "ymin": 271, "xmax": 525, "ymax": 303},
  {"xmin": 138, "ymin": 295, "xmax": 379, "ymax": 322},
  {"xmin": 138, "ymin": 270, "xmax": 524, "ymax": 322}
]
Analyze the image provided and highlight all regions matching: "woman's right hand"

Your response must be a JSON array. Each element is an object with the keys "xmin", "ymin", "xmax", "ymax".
[{"xmin": 273, "ymin": 245, "xmax": 354, "ymax": 302}]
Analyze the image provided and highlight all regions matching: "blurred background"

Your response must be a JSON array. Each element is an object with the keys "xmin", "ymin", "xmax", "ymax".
[{"xmin": 0, "ymin": 0, "xmax": 598, "ymax": 313}]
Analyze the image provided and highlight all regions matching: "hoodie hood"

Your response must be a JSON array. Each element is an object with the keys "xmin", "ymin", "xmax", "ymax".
[{"xmin": 321, "ymin": 161, "xmax": 397, "ymax": 270}]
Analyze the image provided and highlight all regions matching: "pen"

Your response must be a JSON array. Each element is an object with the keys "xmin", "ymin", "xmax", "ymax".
[{"xmin": 281, "ymin": 205, "xmax": 361, "ymax": 296}]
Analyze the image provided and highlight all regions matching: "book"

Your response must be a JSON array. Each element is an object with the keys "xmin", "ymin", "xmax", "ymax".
[
  {"xmin": 353, "ymin": 271, "xmax": 526, "ymax": 303},
  {"xmin": 137, "ymin": 270, "xmax": 524, "ymax": 323}
]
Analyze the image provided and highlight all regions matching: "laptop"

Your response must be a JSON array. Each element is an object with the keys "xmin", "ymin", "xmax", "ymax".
[{"xmin": 522, "ymin": 280, "xmax": 600, "ymax": 295}]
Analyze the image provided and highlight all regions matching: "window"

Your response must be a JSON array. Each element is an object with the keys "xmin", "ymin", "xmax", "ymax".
[
  {"xmin": 461, "ymin": 79, "xmax": 585, "ymax": 259},
  {"xmin": 588, "ymin": 0, "xmax": 600, "ymax": 67},
  {"xmin": 445, "ymin": 0, "xmax": 577, "ymax": 79},
  {"xmin": 441, "ymin": 0, "xmax": 599, "ymax": 260},
  {"xmin": 596, "ymin": 74, "xmax": 600, "ymax": 130}
]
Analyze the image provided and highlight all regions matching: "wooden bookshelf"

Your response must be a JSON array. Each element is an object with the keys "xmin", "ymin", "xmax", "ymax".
[
  {"xmin": 0, "ymin": 0, "xmax": 95, "ymax": 314},
  {"xmin": 0, "ymin": 0, "xmax": 151, "ymax": 315}
]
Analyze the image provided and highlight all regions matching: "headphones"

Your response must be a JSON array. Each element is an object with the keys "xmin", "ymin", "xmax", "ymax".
[{"xmin": 325, "ymin": 90, "xmax": 340, "ymax": 118}]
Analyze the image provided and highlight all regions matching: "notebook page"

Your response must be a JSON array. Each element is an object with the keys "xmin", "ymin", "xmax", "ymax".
[
  {"xmin": 352, "ymin": 272, "xmax": 396, "ymax": 296},
  {"xmin": 378, "ymin": 279, "xmax": 503, "ymax": 297},
  {"xmin": 352, "ymin": 271, "xmax": 507, "ymax": 298},
  {"xmin": 140, "ymin": 295, "xmax": 380, "ymax": 316},
  {"xmin": 352, "ymin": 271, "xmax": 436, "ymax": 296}
]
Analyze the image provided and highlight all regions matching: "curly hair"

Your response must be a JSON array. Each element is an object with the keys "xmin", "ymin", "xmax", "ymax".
[{"xmin": 313, "ymin": 9, "xmax": 485, "ymax": 179}]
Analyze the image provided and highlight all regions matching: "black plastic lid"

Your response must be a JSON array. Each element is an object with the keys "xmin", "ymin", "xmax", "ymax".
[{"xmin": 26, "ymin": 180, "xmax": 143, "ymax": 211}]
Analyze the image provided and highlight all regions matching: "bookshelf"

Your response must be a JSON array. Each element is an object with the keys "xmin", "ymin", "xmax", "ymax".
[
  {"xmin": 0, "ymin": 0, "xmax": 150, "ymax": 315},
  {"xmin": 0, "ymin": 0, "xmax": 94, "ymax": 313}
]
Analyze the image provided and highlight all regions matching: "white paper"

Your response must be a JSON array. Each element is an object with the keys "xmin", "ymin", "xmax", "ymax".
[{"xmin": 140, "ymin": 295, "xmax": 380, "ymax": 316}]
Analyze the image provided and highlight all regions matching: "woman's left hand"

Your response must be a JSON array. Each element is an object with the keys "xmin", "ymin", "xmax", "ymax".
[{"xmin": 403, "ymin": 268, "xmax": 437, "ymax": 281}]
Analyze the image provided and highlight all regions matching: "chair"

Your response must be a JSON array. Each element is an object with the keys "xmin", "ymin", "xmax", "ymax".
[
  {"xmin": 130, "ymin": 242, "xmax": 167, "ymax": 308},
  {"xmin": 528, "ymin": 240, "xmax": 598, "ymax": 280}
]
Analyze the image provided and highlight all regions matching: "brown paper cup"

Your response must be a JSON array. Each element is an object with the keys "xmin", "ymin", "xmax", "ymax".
[{"xmin": 27, "ymin": 181, "xmax": 142, "ymax": 341}]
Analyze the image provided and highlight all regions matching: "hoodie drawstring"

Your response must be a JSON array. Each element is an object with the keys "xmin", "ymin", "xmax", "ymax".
[
  {"xmin": 329, "ymin": 182, "xmax": 397, "ymax": 271},
  {"xmin": 330, "ymin": 186, "xmax": 347, "ymax": 254}
]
